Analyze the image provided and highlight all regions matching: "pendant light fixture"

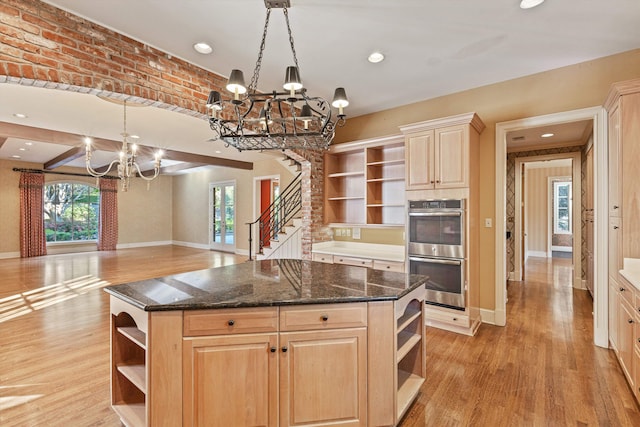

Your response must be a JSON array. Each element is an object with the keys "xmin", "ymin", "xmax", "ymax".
[{"xmin": 206, "ymin": 0, "xmax": 348, "ymax": 151}]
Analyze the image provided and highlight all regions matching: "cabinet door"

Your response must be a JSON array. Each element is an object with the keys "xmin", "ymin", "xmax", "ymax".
[
  {"xmin": 609, "ymin": 282, "xmax": 619, "ymax": 351},
  {"xmin": 279, "ymin": 328, "xmax": 367, "ymax": 427},
  {"xmin": 405, "ymin": 130, "xmax": 435, "ymax": 190},
  {"xmin": 183, "ymin": 333, "xmax": 278, "ymax": 427},
  {"xmin": 608, "ymin": 104, "xmax": 622, "ymax": 217},
  {"xmin": 435, "ymin": 125, "xmax": 468, "ymax": 188},
  {"xmin": 609, "ymin": 218, "xmax": 621, "ymax": 282},
  {"xmin": 619, "ymin": 300, "xmax": 636, "ymax": 385}
]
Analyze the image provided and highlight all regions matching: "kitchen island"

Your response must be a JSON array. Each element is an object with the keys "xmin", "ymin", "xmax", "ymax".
[{"xmin": 105, "ymin": 259, "xmax": 428, "ymax": 427}]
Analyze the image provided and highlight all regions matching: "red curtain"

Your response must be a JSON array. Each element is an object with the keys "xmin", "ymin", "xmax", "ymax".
[
  {"xmin": 19, "ymin": 172, "xmax": 47, "ymax": 258},
  {"xmin": 98, "ymin": 178, "xmax": 118, "ymax": 251}
]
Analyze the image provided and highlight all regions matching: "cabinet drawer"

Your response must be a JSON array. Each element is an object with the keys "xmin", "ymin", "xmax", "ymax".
[
  {"xmin": 312, "ymin": 253, "xmax": 334, "ymax": 264},
  {"xmin": 183, "ymin": 307, "xmax": 278, "ymax": 336},
  {"xmin": 618, "ymin": 277, "xmax": 636, "ymax": 307},
  {"xmin": 280, "ymin": 303, "xmax": 367, "ymax": 331},
  {"xmin": 333, "ymin": 256, "xmax": 373, "ymax": 268},
  {"xmin": 424, "ymin": 306, "xmax": 470, "ymax": 328},
  {"xmin": 373, "ymin": 260, "xmax": 405, "ymax": 272}
]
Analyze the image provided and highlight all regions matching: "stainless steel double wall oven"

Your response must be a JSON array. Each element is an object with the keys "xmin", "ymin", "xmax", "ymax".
[{"xmin": 408, "ymin": 199, "xmax": 466, "ymax": 310}]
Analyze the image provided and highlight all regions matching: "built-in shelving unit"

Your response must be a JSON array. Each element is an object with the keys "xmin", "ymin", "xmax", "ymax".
[
  {"xmin": 111, "ymin": 306, "xmax": 148, "ymax": 427},
  {"xmin": 395, "ymin": 295, "xmax": 425, "ymax": 422},
  {"xmin": 325, "ymin": 135, "xmax": 405, "ymax": 226}
]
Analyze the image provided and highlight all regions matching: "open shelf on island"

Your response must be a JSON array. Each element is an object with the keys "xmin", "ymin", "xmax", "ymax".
[
  {"xmin": 117, "ymin": 364, "xmax": 147, "ymax": 394},
  {"xmin": 397, "ymin": 369, "xmax": 425, "ymax": 420},
  {"xmin": 117, "ymin": 327, "xmax": 146, "ymax": 350},
  {"xmin": 112, "ymin": 403, "xmax": 146, "ymax": 427}
]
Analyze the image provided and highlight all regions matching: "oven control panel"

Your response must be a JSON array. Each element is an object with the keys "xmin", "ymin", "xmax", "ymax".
[{"xmin": 409, "ymin": 199, "xmax": 464, "ymax": 210}]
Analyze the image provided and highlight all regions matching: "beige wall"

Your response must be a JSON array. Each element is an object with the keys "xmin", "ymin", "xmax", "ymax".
[
  {"xmin": 525, "ymin": 165, "xmax": 572, "ymax": 255},
  {"xmin": 172, "ymin": 156, "xmax": 296, "ymax": 252},
  {"xmin": 334, "ymin": 48, "xmax": 640, "ymax": 311},
  {"xmin": 0, "ymin": 160, "xmax": 173, "ymax": 256}
]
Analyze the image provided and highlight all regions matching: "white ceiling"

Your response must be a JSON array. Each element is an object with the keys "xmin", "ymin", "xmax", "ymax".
[{"xmin": 2, "ymin": 0, "xmax": 638, "ymax": 167}]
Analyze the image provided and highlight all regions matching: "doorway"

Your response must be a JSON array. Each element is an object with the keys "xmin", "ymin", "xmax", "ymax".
[
  {"xmin": 495, "ymin": 106, "xmax": 608, "ymax": 348},
  {"xmin": 513, "ymin": 154, "xmax": 581, "ymax": 284},
  {"xmin": 209, "ymin": 181, "xmax": 236, "ymax": 252}
]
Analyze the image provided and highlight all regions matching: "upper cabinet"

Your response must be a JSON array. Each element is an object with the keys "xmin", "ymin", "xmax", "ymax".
[
  {"xmin": 325, "ymin": 135, "xmax": 405, "ymax": 226},
  {"xmin": 400, "ymin": 113, "xmax": 485, "ymax": 191},
  {"xmin": 605, "ymin": 78, "xmax": 640, "ymax": 258}
]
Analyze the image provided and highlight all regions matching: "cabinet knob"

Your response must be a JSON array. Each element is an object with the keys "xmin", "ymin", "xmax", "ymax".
[
  {"xmin": 270, "ymin": 347, "xmax": 277, "ymax": 353},
  {"xmin": 436, "ymin": 180, "xmax": 441, "ymax": 183},
  {"xmin": 452, "ymin": 317, "xmax": 458, "ymax": 321},
  {"xmin": 386, "ymin": 266, "xmax": 391, "ymax": 269},
  {"xmin": 321, "ymin": 315, "xmax": 329, "ymax": 321},
  {"xmin": 613, "ymin": 226, "xmax": 619, "ymax": 230},
  {"xmin": 628, "ymin": 319, "xmax": 634, "ymax": 324},
  {"xmin": 430, "ymin": 180, "xmax": 435, "ymax": 184},
  {"xmin": 613, "ymin": 205, "xmax": 619, "ymax": 209},
  {"xmin": 281, "ymin": 346, "xmax": 288, "ymax": 353},
  {"xmin": 227, "ymin": 319, "xmax": 235, "ymax": 326},
  {"xmin": 620, "ymin": 287, "xmax": 625, "ymax": 292}
]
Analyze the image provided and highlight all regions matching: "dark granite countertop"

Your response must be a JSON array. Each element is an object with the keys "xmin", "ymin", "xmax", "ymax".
[{"xmin": 104, "ymin": 259, "xmax": 428, "ymax": 311}]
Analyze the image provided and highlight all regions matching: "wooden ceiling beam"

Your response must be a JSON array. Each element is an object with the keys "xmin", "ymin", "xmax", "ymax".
[
  {"xmin": 0, "ymin": 121, "xmax": 253, "ymax": 171},
  {"xmin": 44, "ymin": 145, "xmax": 85, "ymax": 170},
  {"xmin": 160, "ymin": 162, "xmax": 207, "ymax": 174}
]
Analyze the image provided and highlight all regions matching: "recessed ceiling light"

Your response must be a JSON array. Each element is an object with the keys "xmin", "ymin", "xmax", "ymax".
[
  {"xmin": 11, "ymin": 155, "xmax": 21, "ymax": 159},
  {"xmin": 215, "ymin": 150, "xmax": 222, "ymax": 154},
  {"xmin": 193, "ymin": 42, "xmax": 213, "ymax": 55},
  {"xmin": 367, "ymin": 51, "xmax": 385, "ymax": 64},
  {"xmin": 19, "ymin": 148, "xmax": 26, "ymax": 151},
  {"xmin": 541, "ymin": 133, "xmax": 554, "ymax": 138},
  {"xmin": 13, "ymin": 113, "xmax": 28, "ymax": 119},
  {"xmin": 25, "ymin": 142, "xmax": 33, "ymax": 146},
  {"xmin": 520, "ymin": 0, "xmax": 545, "ymax": 9}
]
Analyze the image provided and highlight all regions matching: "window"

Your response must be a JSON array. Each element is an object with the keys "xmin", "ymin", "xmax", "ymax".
[
  {"xmin": 553, "ymin": 180, "xmax": 572, "ymax": 234},
  {"xmin": 44, "ymin": 182, "xmax": 100, "ymax": 242}
]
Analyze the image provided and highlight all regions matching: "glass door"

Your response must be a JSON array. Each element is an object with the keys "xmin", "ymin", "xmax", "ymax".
[{"xmin": 210, "ymin": 181, "xmax": 235, "ymax": 252}]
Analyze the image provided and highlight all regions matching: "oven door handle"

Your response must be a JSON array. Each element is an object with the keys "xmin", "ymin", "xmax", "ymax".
[
  {"xmin": 409, "ymin": 256, "xmax": 462, "ymax": 266},
  {"xmin": 408, "ymin": 211, "xmax": 463, "ymax": 217}
]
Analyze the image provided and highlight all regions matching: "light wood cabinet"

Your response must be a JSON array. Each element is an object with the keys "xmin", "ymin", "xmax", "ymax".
[
  {"xmin": 312, "ymin": 251, "xmax": 405, "ymax": 272},
  {"xmin": 325, "ymin": 134, "xmax": 405, "ymax": 226},
  {"xmin": 401, "ymin": 114, "xmax": 484, "ymax": 191},
  {"xmin": 279, "ymin": 328, "xmax": 367, "ymax": 426},
  {"xmin": 584, "ymin": 144, "xmax": 594, "ymax": 296},
  {"xmin": 111, "ymin": 290, "xmax": 426, "ymax": 426},
  {"xmin": 109, "ymin": 297, "xmax": 183, "ymax": 427},
  {"xmin": 619, "ymin": 294, "xmax": 636, "ymax": 386},
  {"xmin": 183, "ymin": 333, "xmax": 278, "ymax": 427},
  {"xmin": 609, "ymin": 281, "xmax": 620, "ymax": 352},
  {"xmin": 608, "ymin": 102, "xmax": 622, "ymax": 217},
  {"xmin": 184, "ymin": 303, "xmax": 369, "ymax": 427}
]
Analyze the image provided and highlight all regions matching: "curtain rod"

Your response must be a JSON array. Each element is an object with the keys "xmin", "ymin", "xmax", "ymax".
[{"xmin": 12, "ymin": 168, "xmax": 119, "ymax": 179}]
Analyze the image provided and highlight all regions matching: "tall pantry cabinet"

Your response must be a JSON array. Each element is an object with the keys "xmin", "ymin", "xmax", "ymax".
[{"xmin": 604, "ymin": 77, "xmax": 640, "ymax": 404}]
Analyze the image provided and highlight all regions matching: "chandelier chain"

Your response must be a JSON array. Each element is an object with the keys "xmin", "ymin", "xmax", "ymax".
[
  {"xmin": 283, "ymin": 8, "xmax": 300, "ymax": 72},
  {"xmin": 248, "ymin": 7, "xmax": 272, "ymax": 93}
]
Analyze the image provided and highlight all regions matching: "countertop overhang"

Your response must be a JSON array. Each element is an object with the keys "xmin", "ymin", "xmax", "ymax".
[
  {"xmin": 619, "ymin": 257, "xmax": 640, "ymax": 291},
  {"xmin": 105, "ymin": 259, "xmax": 428, "ymax": 312}
]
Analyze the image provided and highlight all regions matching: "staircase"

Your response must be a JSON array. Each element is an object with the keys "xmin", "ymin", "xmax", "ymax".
[{"xmin": 248, "ymin": 171, "xmax": 303, "ymax": 260}]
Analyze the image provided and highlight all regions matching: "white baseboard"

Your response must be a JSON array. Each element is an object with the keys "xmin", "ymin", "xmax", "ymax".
[
  {"xmin": 551, "ymin": 245, "xmax": 572, "ymax": 252},
  {"xmin": 171, "ymin": 240, "xmax": 209, "ymax": 250},
  {"xmin": 480, "ymin": 309, "xmax": 496, "ymax": 325},
  {"xmin": 117, "ymin": 240, "xmax": 173, "ymax": 249},
  {"xmin": 527, "ymin": 250, "xmax": 548, "ymax": 258},
  {"xmin": 235, "ymin": 248, "xmax": 249, "ymax": 256},
  {"xmin": 0, "ymin": 251, "xmax": 20, "ymax": 259}
]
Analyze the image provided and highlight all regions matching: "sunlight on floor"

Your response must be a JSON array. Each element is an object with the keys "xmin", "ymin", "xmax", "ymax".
[
  {"xmin": 0, "ymin": 385, "xmax": 45, "ymax": 411},
  {"xmin": 0, "ymin": 275, "xmax": 110, "ymax": 323}
]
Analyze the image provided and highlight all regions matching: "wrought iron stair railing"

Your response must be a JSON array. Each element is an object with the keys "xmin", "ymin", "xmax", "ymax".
[{"xmin": 247, "ymin": 172, "xmax": 302, "ymax": 260}]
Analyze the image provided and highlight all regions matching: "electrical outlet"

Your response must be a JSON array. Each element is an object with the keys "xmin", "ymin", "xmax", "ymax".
[
  {"xmin": 352, "ymin": 227, "xmax": 361, "ymax": 239},
  {"xmin": 485, "ymin": 218, "xmax": 492, "ymax": 228}
]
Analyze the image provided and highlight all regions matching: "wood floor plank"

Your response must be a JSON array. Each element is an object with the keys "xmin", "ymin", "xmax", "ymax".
[{"xmin": 1, "ymin": 250, "xmax": 639, "ymax": 426}]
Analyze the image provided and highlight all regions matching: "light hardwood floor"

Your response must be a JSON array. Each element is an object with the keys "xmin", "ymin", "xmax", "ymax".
[{"xmin": 0, "ymin": 248, "xmax": 638, "ymax": 426}]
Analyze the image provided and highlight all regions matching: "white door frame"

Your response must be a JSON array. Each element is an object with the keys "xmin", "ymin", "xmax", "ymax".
[
  {"xmin": 514, "ymin": 154, "xmax": 580, "ymax": 281},
  {"xmin": 495, "ymin": 106, "xmax": 608, "ymax": 348},
  {"xmin": 209, "ymin": 180, "xmax": 236, "ymax": 252}
]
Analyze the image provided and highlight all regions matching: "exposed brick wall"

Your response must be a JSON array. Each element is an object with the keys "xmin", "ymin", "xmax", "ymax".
[{"xmin": 0, "ymin": 0, "xmax": 328, "ymax": 254}]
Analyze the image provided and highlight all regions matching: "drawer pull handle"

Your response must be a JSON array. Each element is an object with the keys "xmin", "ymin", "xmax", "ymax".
[
  {"xmin": 452, "ymin": 318, "xmax": 458, "ymax": 321},
  {"xmin": 227, "ymin": 320, "xmax": 235, "ymax": 326},
  {"xmin": 282, "ymin": 346, "xmax": 288, "ymax": 353},
  {"xmin": 321, "ymin": 315, "xmax": 329, "ymax": 321},
  {"xmin": 270, "ymin": 347, "xmax": 277, "ymax": 353}
]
